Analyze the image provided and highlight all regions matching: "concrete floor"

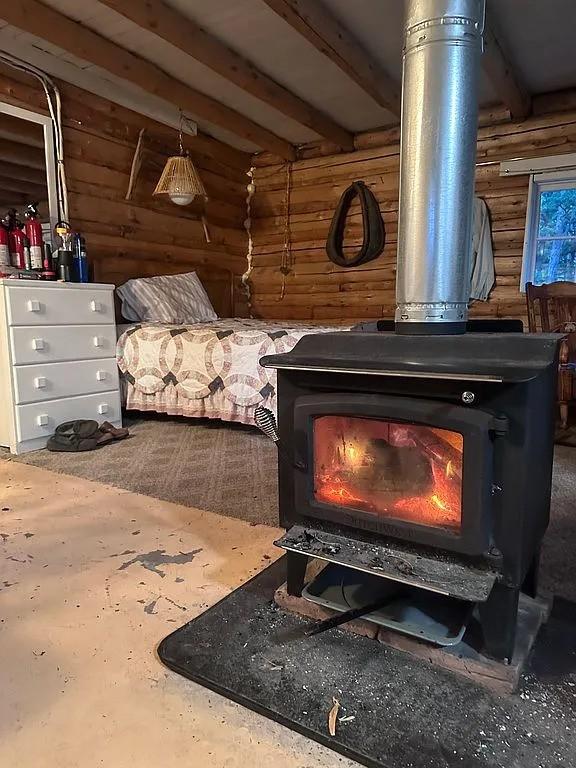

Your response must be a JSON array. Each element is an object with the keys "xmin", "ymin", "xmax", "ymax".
[{"xmin": 0, "ymin": 460, "xmax": 354, "ymax": 768}]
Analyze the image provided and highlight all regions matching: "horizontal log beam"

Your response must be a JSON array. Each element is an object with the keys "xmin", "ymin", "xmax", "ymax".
[
  {"xmin": 98, "ymin": 0, "xmax": 354, "ymax": 151},
  {"xmin": 0, "ymin": 161, "xmax": 47, "ymax": 186},
  {"xmin": 0, "ymin": 138, "xmax": 45, "ymax": 169},
  {"xmin": 0, "ymin": 175, "xmax": 47, "ymax": 197},
  {"xmin": 0, "ymin": 194, "xmax": 31, "ymax": 207},
  {"xmin": 1, "ymin": 0, "xmax": 297, "ymax": 160},
  {"xmin": 260, "ymin": 0, "xmax": 400, "ymax": 115},
  {"xmin": 482, "ymin": 19, "xmax": 531, "ymax": 120},
  {"xmin": 0, "ymin": 113, "xmax": 45, "ymax": 147}
]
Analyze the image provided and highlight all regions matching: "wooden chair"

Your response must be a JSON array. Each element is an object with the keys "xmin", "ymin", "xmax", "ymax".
[{"xmin": 526, "ymin": 281, "xmax": 576, "ymax": 428}]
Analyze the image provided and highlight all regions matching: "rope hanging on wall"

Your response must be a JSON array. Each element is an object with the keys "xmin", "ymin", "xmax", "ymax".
[
  {"xmin": 241, "ymin": 166, "xmax": 256, "ymax": 316},
  {"xmin": 326, "ymin": 180, "xmax": 385, "ymax": 268},
  {"xmin": 279, "ymin": 161, "xmax": 293, "ymax": 300}
]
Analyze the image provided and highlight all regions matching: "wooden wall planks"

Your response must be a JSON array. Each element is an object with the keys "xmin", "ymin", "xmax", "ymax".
[
  {"xmin": 249, "ymin": 95, "xmax": 576, "ymax": 326},
  {"xmin": 0, "ymin": 63, "xmax": 250, "ymax": 315}
]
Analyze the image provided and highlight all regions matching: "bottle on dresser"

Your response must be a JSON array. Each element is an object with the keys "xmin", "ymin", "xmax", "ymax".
[
  {"xmin": 54, "ymin": 220, "xmax": 73, "ymax": 282},
  {"xmin": 73, "ymin": 233, "xmax": 89, "ymax": 283}
]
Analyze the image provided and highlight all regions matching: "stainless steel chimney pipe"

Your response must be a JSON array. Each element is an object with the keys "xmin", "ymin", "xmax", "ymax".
[{"xmin": 395, "ymin": 0, "xmax": 485, "ymax": 334}]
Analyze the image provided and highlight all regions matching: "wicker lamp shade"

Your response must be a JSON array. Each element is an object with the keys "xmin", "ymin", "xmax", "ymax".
[{"xmin": 153, "ymin": 153, "xmax": 207, "ymax": 206}]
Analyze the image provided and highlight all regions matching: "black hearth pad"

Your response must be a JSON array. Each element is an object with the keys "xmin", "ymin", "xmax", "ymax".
[{"xmin": 158, "ymin": 558, "xmax": 576, "ymax": 768}]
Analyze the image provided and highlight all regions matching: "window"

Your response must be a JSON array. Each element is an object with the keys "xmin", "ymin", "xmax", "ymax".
[{"xmin": 522, "ymin": 170, "xmax": 576, "ymax": 288}]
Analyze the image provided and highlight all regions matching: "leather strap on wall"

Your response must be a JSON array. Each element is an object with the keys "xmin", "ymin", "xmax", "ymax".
[{"xmin": 326, "ymin": 181, "xmax": 385, "ymax": 268}]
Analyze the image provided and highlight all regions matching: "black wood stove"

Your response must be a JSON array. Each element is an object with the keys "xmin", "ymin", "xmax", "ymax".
[
  {"xmin": 261, "ymin": 329, "xmax": 560, "ymax": 661},
  {"xmin": 259, "ymin": 0, "xmax": 562, "ymax": 664}
]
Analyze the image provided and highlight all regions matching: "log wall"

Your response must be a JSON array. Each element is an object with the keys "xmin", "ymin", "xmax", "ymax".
[
  {"xmin": 0, "ymin": 64, "xmax": 250, "ymax": 314},
  {"xmin": 249, "ymin": 94, "xmax": 576, "ymax": 325}
]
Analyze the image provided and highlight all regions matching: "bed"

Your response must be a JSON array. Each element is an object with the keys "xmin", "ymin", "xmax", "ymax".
[{"xmin": 115, "ymin": 267, "xmax": 344, "ymax": 426}]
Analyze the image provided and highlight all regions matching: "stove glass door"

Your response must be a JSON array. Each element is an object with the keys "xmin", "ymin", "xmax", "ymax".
[{"xmin": 313, "ymin": 415, "xmax": 463, "ymax": 532}]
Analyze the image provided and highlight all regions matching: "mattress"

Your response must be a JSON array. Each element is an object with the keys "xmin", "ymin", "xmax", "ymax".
[{"xmin": 116, "ymin": 318, "xmax": 344, "ymax": 425}]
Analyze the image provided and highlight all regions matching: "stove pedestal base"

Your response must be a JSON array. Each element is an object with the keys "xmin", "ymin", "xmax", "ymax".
[{"xmin": 275, "ymin": 582, "xmax": 550, "ymax": 695}]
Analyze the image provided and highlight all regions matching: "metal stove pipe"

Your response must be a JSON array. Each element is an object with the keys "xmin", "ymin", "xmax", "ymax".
[{"xmin": 395, "ymin": 0, "xmax": 485, "ymax": 334}]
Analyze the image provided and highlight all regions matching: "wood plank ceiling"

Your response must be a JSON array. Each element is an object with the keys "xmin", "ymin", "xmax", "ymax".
[{"xmin": 0, "ymin": 0, "xmax": 575, "ymax": 156}]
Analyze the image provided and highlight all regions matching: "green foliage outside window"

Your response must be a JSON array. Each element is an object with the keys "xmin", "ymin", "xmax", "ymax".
[{"xmin": 534, "ymin": 188, "xmax": 576, "ymax": 284}]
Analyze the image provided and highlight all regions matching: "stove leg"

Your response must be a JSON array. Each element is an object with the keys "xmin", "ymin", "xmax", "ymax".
[
  {"xmin": 522, "ymin": 545, "xmax": 541, "ymax": 599},
  {"xmin": 478, "ymin": 583, "xmax": 519, "ymax": 662},
  {"xmin": 286, "ymin": 551, "xmax": 309, "ymax": 597}
]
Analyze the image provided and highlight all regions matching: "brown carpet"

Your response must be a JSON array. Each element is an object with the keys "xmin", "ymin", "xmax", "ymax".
[
  {"xmin": 5, "ymin": 413, "xmax": 576, "ymax": 600},
  {"xmin": 5, "ymin": 414, "xmax": 278, "ymax": 527}
]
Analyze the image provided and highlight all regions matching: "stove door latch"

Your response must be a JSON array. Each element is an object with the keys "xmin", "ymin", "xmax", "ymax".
[{"xmin": 489, "ymin": 414, "xmax": 509, "ymax": 437}]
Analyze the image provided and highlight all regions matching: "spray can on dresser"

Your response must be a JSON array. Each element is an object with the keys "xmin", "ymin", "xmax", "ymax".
[{"xmin": 41, "ymin": 242, "xmax": 55, "ymax": 280}]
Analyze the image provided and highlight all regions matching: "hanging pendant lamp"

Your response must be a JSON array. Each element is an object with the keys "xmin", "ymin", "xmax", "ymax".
[{"xmin": 154, "ymin": 112, "xmax": 207, "ymax": 206}]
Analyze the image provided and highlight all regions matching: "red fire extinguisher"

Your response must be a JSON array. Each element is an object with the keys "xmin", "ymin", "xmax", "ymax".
[
  {"xmin": 11, "ymin": 226, "xmax": 26, "ymax": 269},
  {"xmin": 0, "ymin": 217, "xmax": 10, "ymax": 267},
  {"xmin": 24, "ymin": 203, "xmax": 44, "ymax": 271},
  {"xmin": 6, "ymin": 209, "xmax": 25, "ymax": 269}
]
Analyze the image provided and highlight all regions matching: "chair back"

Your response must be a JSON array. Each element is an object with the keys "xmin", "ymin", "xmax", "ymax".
[{"xmin": 526, "ymin": 281, "xmax": 576, "ymax": 333}]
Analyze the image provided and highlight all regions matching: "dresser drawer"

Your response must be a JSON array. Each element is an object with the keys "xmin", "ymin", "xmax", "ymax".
[
  {"xmin": 10, "ymin": 325, "xmax": 117, "ymax": 365},
  {"xmin": 5, "ymin": 285, "xmax": 114, "ymax": 326},
  {"xmin": 12, "ymin": 359, "xmax": 119, "ymax": 405},
  {"xmin": 15, "ymin": 391, "xmax": 122, "ymax": 443}
]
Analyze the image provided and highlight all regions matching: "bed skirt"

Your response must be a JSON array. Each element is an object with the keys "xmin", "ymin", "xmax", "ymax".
[{"xmin": 121, "ymin": 380, "xmax": 268, "ymax": 426}]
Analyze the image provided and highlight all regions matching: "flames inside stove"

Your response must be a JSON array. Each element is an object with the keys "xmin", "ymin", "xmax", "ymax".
[{"xmin": 313, "ymin": 416, "xmax": 463, "ymax": 531}]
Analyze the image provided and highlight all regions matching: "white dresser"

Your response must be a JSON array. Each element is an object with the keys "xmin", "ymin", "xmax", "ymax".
[{"xmin": 0, "ymin": 280, "xmax": 122, "ymax": 454}]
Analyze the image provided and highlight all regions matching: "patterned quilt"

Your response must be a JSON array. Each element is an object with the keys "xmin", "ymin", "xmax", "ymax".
[{"xmin": 116, "ymin": 319, "xmax": 344, "ymax": 425}]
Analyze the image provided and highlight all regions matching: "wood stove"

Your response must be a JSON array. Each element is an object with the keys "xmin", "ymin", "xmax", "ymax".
[
  {"xmin": 259, "ymin": 0, "xmax": 562, "ymax": 665},
  {"xmin": 261, "ymin": 330, "xmax": 560, "ymax": 661}
]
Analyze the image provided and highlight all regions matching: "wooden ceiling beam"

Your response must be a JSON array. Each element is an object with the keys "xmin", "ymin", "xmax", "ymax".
[
  {"xmin": 0, "ymin": 138, "xmax": 45, "ymax": 169},
  {"xmin": 482, "ymin": 20, "xmax": 531, "ymax": 120},
  {"xmin": 260, "ymin": 0, "xmax": 400, "ymax": 115},
  {"xmin": 1, "ymin": 0, "xmax": 297, "ymax": 160},
  {"xmin": 97, "ymin": 0, "xmax": 354, "ymax": 151}
]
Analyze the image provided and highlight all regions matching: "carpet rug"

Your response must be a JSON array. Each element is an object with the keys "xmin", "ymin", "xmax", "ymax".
[
  {"xmin": 4, "ymin": 413, "xmax": 575, "ymax": 601},
  {"xmin": 5, "ymin": 414, "xmax": 278, "ymax": 527}
]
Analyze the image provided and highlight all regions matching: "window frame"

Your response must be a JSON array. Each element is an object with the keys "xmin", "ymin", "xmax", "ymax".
[{"xmin": 521, "ymin": 168, "xmax": 576, "ymax": 290}]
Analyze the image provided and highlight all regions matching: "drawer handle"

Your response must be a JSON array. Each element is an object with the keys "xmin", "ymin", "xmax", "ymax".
[
  {"xmin": 34, "ymin": 376, "xmax": 47, "ymax": 389},
  {"xmin": 98, "ymin": 403, "xmax": 109, "ymax": 415},
  {"xmin": 32, "ymin": 338, "xmax": 45, "ymax": 351},
  {"xmin": 27, "ymin": 299, "xmax": 41, "ymax": 313},
  {"xmin": 36, "ymin": 414, "xmax": 49, "ymax": 427},
  {"xmin": 96, "ymin": 370, "xmax": 107, "ymax": 381},
  {"xmin": 90, "ymin": 300, "xmax": 102, "ymax": 312},
  {"xmin": 93, "ymin": 336, "xmax": 103, "ymax": 348}
]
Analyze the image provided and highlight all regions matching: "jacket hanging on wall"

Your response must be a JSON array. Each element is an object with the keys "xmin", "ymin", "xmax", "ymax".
[
  {"xmin": 470, "ymin": 197, "xmax": 495, "ymax": 301},
  {"xmin": 326, "ymin": 181, "xmax": 385, "ymax": 267}
]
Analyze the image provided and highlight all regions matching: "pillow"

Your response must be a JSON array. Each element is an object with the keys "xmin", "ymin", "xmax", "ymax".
[{"xmin": 116, "ymin": 272, "xmax": 217, "ymax": 324}]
